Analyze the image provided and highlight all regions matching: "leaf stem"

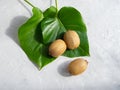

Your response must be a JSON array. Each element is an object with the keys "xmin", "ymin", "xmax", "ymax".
[
  {"xmin": 55, "ymin": 0, "xmax": 58, "ymax": 12},
  {"xmin": 24, "ymin": 0, "xmax": 35, "ymax": 8}
]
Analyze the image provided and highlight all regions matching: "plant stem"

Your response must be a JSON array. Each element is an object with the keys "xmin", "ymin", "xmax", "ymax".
[
  {"xmin": 24, "ymin": 0, "xmax": 35, "ymax": 8},
  {"xmin": 55, "ymin": 0, "xmax": 58, "ymax": 12}
]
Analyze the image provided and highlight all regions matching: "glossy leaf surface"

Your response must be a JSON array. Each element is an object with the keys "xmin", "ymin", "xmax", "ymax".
[{"xmin": 18, "ymin": 7, "xmax": 55, "ymax": 69}]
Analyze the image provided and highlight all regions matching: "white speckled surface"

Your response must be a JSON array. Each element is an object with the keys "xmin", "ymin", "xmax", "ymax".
[{"xmin": 0, "ymin": 0, "xmax": 120, "ymax": 90}]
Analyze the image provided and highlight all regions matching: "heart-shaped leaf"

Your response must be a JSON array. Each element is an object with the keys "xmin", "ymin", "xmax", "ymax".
[
  {"xmin": 58, "ymin": 7, "xmax": 90, "ymax": 57},
  {"xmin": 18, "ymin": 7, "xmax": 55, "ymax": 69}
]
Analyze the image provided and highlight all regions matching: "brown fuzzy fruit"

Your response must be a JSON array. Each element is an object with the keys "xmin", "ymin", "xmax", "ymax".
[
  {"xmin": 68, "ymin": 58, "xmax": 88, "ymax": 75},
  {"xmin": 63, "ymin": 30, "xmax": 80, "ymax": 50},
  {"xmin": 49, "ymin": 39, "xmax": 67, "ymax": 57}
]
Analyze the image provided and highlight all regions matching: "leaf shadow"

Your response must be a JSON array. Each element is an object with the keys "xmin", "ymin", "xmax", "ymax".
[
  {"xmin": 18, "ymin": 0, "xmax": 32, "ymax": 16},
  {"xmin": 6, "ymin": 16, "xmax": 28, "ymax": 45},
  {"xmin": 6, "ymin": 0, "xmax": 33, "ymax": 45},
  {"xmin": 57, "ymin": 60, "xmax": 72, "ymax": 77},
  {"xmin": 5, "ymin": 16, "xmax": 42, "ymax": 70},
  {"xmin": 50, "ymin": 0, "xmax": 53, "ymax": 6}
]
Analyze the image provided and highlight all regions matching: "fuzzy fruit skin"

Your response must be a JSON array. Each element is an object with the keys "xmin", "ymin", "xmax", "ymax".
[
  {"xmin": 49, "ymin": 39, "xmax": 67, "ymax": 57},
  {"xmin": 68, "ymin": 58, "xmax": 88, "ymax": 75},
  {"xmin": 63, "ymin": 30, "xmax": 80, "ymax": 50}
]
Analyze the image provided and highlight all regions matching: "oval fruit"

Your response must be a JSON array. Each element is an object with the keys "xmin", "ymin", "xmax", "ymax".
[
  {"xmin": 63, "ymin": 30, "xmax": 80, "ymax": 50},
  {"xmin": 68, "ymin": 58, "xmax": 88, "ymax": 75},
  {"xmin": 49, "ymin": 39, "xmax": 67, "ymax": 57}
]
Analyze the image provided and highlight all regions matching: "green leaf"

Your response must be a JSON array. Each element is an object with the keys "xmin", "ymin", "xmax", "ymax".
[
  {"xmin": 41, "ymin": 17, "xmax": 66, "ymax": 44},
  {"xmin": 58, "ymin": 7, "xmax": 90, "ymax": 57},
  {"xmin": 18, "ymin": 7, "xmax": 55, "ymax": 69},
  {"xmin": 41, "ymin": 6, "xmax": 66, "ymax": 44},
  {"xmin": 43, "ymin": 6, "xmax": 57, "ymax": 18}
]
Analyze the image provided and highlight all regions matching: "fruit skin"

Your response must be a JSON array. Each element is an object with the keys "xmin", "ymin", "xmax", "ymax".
[
  {"xmin": 63, "ymin": 30, "xmax": 80, "ymax": 50},
  {"xmin": 68, "ymin": 58, "xmax": 88, "ymax": 75},
  {"xmin": 49, "ymin": 39, "xmax": 67, "ymax": 57}
]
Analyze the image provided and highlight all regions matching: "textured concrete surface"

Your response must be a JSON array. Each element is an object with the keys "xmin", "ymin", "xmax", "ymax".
[{"xmin": 0, "ymin": 0, "xmax": 120, "ymax": 90}]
